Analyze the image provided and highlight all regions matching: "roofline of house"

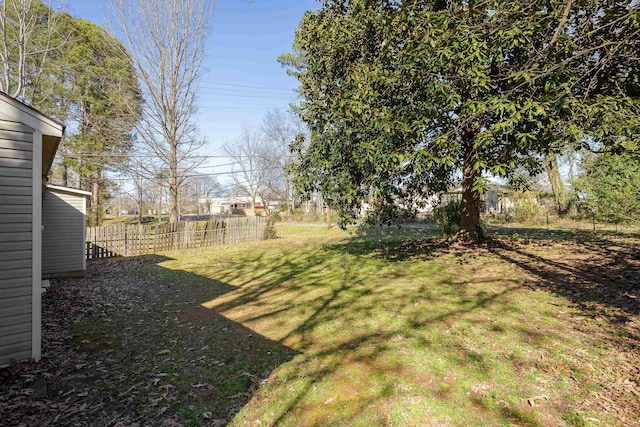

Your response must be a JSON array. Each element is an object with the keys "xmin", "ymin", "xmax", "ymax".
[
  {"xmin": 46, "ymin": 184, "xmax": 92, "ymax": 197},
  {"xmin": 0, "ymin": 91, "xmax": 65, "ymax": 135}
]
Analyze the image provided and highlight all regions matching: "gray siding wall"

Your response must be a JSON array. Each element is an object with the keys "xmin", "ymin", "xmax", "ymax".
[
  {"xmin": 42, "ymin": 190, "xmax": 86, "ymax": 277},
  {"xmin": 0, "ymin": 119, "xmax": 34, "ymax": 365}
]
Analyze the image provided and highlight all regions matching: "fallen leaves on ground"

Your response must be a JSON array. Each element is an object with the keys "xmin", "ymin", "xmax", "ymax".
[{"xmin": 0, "ymin": 255, "xmax": 274, "ymax": 426}]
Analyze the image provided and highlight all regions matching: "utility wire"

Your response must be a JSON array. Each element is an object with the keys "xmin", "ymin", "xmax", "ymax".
[
  {"xmin": 196, "ymin": 91, "xmax": 295, "ymax": 99},
  {"xmin": 198, "ymin": 106, "xmax": 290, "ymax": 110},
  {"xmin": 198, "ymin": 80, "xmax": 296, "ymax": 92}
]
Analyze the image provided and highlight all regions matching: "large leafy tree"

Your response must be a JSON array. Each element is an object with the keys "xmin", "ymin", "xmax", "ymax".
[
  {"xmin": 56, "ymin": 18, "xmax": 142, "ymax": 224},
  {"xmin": 282, "ymin": 0, "xmax": 639, "ymax": 240}
]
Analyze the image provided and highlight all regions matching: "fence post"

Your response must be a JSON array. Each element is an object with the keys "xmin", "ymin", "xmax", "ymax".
[{"xmin": 546, "ymin": 213, "xmax": 549, "ymax": 231}]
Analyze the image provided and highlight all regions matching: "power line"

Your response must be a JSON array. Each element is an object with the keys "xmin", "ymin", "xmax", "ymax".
[
  {"xmin": 198, "ymin": 106, "xmax": 290, "ymax": 110},
  {"xmin": 198, "ymin": 86, "xmax": 295, "ymax": 96},
  {"xmin": 198, "ymin": 79, "xmax": 296, "ymax": 92},
  {"xmin": 63, "ymin": 153, "xmax": 294, "ymax": 159},
  {"xmin": 196, "ymin": 90, "xmax": 295, "ymax": 100}
]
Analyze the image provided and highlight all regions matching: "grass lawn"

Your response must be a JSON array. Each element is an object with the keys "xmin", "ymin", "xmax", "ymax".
[
  {"xmin": 2, "ymin": 224, "xmax": 637, "ymax": 426},
  {"xmin": 183, "ymin": 225, "xmax": 639, "ymax": 426}
]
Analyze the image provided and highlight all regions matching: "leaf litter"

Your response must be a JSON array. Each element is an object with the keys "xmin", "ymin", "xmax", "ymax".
[{"xmin": 0, "ymin": 255, "xmax": 289, "ymax": 426}]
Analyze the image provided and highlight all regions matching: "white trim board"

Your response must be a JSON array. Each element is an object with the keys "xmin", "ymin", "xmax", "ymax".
[
  {"xmin": 31, "ymin": 131, "xmax": 43, "ymax": 362},
  {"xmin": 0, "ymin": 92, "xmax": 63, "ymax": 137},
  {"xmin": 46, "ymin": 184, "xmax": 92, "ymax": 197}
]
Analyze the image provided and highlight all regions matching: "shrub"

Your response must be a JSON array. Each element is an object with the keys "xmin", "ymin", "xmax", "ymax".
[
  {"xmin": 511, "ymin": 190, "xmax": 545, "ymax": 222},
  {"xmin": 433, "ymin": 200, "xmax": 461, "ymax": 237}
]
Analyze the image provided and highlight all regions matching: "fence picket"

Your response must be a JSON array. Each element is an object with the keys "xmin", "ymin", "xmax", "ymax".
[{"xmin": 85, "ymin": 217, "xmax": 272, "ymax": 260}]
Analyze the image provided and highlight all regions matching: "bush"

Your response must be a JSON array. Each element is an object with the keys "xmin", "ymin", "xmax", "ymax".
[
  {"xmin": 293, "ymin": 208, "xmax": 306, "ymax": 222},
  {"xmin": 511, "ymin": 190, "xmax": 545, "ymax": 222},
  {"xmin": 433, "ymin": 200, "xmax": 462, "ymax": 237}
]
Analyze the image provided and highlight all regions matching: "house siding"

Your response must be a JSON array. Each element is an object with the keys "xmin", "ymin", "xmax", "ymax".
[
  {"xmin": 42, "ymin": 189, "xmax": 86, "ymax": 277},
  {"xmin": 0, "ymin": 119, "xmax": 34, "ymax": 365}
]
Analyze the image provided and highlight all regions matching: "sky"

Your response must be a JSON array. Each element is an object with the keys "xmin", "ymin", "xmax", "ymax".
[{"xmin": 65, "ymin": 0, "xmax": 319, "ymax": 186}]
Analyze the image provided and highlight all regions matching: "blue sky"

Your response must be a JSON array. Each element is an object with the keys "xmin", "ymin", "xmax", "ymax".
[{"xmin": 66, "ymin": 0, "xmax": 318, "ymax": 183}]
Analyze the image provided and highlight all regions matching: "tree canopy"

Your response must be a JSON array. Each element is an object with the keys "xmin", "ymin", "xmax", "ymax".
[
  {"xmin": 282, "ymin": 0, "xmax": 640, "ymax": 240},
  {"xmin": 57, "ymin": 17, "xmax": 142, "ymax": 224},
  {"xmin": 1, "ymin": 1, "xmax": 142, "ymax": 224}
]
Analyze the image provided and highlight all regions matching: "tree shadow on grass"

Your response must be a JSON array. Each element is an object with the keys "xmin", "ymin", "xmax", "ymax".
[
  {"xmin": 331, "ymin": 226, "xmax": 639, "ymax": 324},
  {"xmin": 133, "ymin": 227, "xmax": 638, "ymax": 426},
  {"xmin": 6, "ymin": 254, "xmax": 302, "ymax": 427},
  {"xmin": 323, "ymin": 231, "xmax": 448, "ymax": 263},
  {"xmin": 336, "ymin": 226, "xmax": 639, "ymax": 337},
  {"xmin": 194, "ymin": 238, "xmax": 532, "ymax": 425},
  {"xmin": 487, "ymin": 227, "xmax": 640, "ymax": 318}
]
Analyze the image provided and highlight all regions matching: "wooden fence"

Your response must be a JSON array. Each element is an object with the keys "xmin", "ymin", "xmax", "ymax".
[{"xmin": 86, "ymin": 217, "xmax": 273, "ymax": 260}]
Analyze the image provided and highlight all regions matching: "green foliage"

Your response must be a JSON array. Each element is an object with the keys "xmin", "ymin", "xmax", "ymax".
[
  {"xmin": 511, "ymin": 191, "xmax": 545, "ymax": 223},
  {"xmin": 282, "ymin": 0, "xmax": 640, "ymax": 240},
  {"xmin": 1, "ymin": 2, "xmax": 142, "ymax": 224},
  {"xmin": 270, "ymin": 210, "xmax": 282, "ymax": 222},
  {"xmin": 361, "ymin": 202, "xmax": 414, "ymax": 229},
  {"xmin": 573, "ymin": 153, "xmax": 640, "ymax": 224},
  {"xmin": 86, "ymin": 206, "xmax": 105, "ymax": 227},
  {"xmin": 433, "ymin": 200, "xmax": 462, "ymax": 237},
  {"xmin": 57, "ymin": 18, "xmax": 142, "ymax": 224},
  {"xmin": 54, "ymin": 18, "xmax": 142, "ymax": 173}
]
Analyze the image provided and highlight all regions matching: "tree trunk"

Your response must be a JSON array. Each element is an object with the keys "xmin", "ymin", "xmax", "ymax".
[
  {"xmin": 459, "ymin": 135, "xmax": 481, "ymax": 241},
  {"xmin": 157, "ymin": 185, "xmax": 162, "ymax": 222},
  {"xmin": 138, "ymin": 177, "xmax": 143, "ymax": 224},
  {"xmin": 62, "ymin": 163, "xmax": 68, "ymax": 187},
  {"xmin": 285, "ymin": 172, "xmax": 294, "ymax": 215},
  {"xmin": 289, "ymin": 193, "xmax": 295, "ymax": 215},
  {"xmin": 169, "ymin": 181, "xmax": 179, "ymax": 223},
  {"xmin": 169, "ymin": 141, "xmax": 179, "ymax": 224},
  {"xmin": 545, "ymin": 153, "xmax": 568, "ymax": 215},
  {"xmin": 92, "ymin": 177, "xmax": 100, "ymax": 226}
]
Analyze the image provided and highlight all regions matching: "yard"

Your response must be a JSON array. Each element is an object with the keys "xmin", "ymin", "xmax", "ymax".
[{"xmin": 1, "ymin": 225, "xmax": 638, "ymax": 426}]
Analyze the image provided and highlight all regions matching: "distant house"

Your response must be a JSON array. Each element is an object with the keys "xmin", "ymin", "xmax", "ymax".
[
  {"xmin": 0, "ymin": 92, "xmax": 64, "ymax": 366},
  {"xmin": 440, "ymin": 185, "xmax": 513, "ymax": 215},
  {"xmin": 202, "ymin": 196, "xmax": 282, "ymax": 216}
]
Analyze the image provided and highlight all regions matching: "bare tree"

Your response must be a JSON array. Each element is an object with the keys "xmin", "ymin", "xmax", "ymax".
[
  {"xmin": 120, "ymin": 157, "xmax": 149, "ymax": 223},
  {"xmin": 224, "ymin": 125, "xmax": 270, "ymax": 212},
  {"xmin": 261, "ymin": 110, "xmax": 296, "ymax": 212},
  {"xmin": 181, "ymin": 175, "xmax": 222, "ymax": 215},
  {"xmin": 0, "ymin": 0, "xmax": 65, "ymax": 101},
  {"xmin": 108, "ymin": 0, "xmax": 215, "ymax": 223}
]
